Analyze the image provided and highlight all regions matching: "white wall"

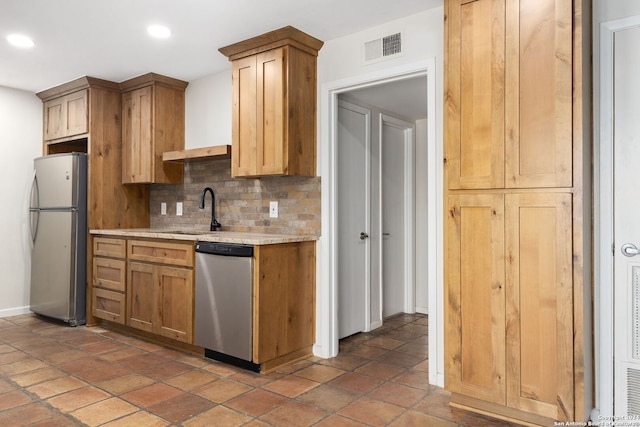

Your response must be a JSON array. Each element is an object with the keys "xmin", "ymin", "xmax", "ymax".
[
  {"xmin": 593, "ymin": 0, "xmax": 639, "ymax": 418},
  {"xmin": 415, "ymin": 118, "xmax": 428, "ymax": 313},
  {"xmin": 315, "ymin": 6, "xmax": 444, "ymax": 386},
  {"xmin": 184, "ymin": 70, "xmax": 231, "ymax": 149},
  {"xmin": 0, "ymin": 86, "xmax": 42, "ymax": 316},
  {"xmin": 180, "ymin": 6, "xmax": 445, "ymax": 380}
]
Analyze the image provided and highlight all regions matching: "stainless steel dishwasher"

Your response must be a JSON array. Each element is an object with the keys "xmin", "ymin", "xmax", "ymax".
[{"xmin": 194, "ymin": 242, "xmax": 259, "ymax": 372}]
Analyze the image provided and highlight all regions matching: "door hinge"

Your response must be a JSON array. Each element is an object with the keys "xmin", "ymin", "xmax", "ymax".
[{"xmin": 613, "ymin": 242, "xmax": 616, "ymax": 255}]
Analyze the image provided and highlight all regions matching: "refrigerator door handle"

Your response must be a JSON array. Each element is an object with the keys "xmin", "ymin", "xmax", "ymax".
[{"xmin": 30, "ymin": 172, "xmax": 39, "ymax": 243}]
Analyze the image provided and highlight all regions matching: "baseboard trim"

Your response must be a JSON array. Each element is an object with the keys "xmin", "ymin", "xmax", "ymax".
[
  {"xmin": 450, "ymin": 393, "xmax": 555, "ymax": 427},
  {"xmin": 0, "ymin": 306, "xmax": 32, "ymax": 318}
]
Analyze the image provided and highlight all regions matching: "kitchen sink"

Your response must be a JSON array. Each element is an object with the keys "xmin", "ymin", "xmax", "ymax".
[{"xmin": 157, "ymin": 230, "xmax": 216, "ymax": 235}]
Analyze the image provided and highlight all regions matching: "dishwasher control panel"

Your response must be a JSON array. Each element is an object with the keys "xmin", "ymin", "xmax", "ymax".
[{"xmin": 195, "ymin": 242, "xmax": 253, "ymax": 257}]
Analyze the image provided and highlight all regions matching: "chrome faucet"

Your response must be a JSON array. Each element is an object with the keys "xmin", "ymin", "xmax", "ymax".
[{"xmin": 199, "ymin": 187, "xmax": 221, "ymax": 231}]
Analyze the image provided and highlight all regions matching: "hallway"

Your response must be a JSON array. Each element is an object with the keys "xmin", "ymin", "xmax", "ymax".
[{"xmin": 0, "ymin": 313, "xmax": 515, "ymax": 426}]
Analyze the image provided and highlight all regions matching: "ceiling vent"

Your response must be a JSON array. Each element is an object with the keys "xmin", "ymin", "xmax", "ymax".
[{"xmin": 363, "ymin": 31, "xmax": 404, "ymax": 64}]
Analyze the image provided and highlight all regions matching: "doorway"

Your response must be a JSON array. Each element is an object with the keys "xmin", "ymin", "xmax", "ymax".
[
  {"xmin": 336, "ymin": 97, "xmax": 417, "ymax": 338},
  {"xmin": 598, "ymin": 14, "xmax": 640, "ymax": 419},
  {"xmin": 318, "ymin": 59, "xmax": 442, "ymax": 386}
]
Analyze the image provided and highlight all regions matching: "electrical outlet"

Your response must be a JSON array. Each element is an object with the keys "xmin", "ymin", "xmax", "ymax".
[
  {"xmin": 161, "ymin": 202, "xmax": 167, "ymax": 215},
  {"xmin": 269, "ymin": 201, "xmax": 278, "ymax": 218},
  {"xmin": 176, "ymin": 202, "xmax": 183, "ymax": 216}
]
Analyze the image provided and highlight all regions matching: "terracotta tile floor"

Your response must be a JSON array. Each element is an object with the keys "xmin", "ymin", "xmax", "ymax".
[{"xmin": 0, "ymin": 313, "xmax": 516, "ymax": 426}]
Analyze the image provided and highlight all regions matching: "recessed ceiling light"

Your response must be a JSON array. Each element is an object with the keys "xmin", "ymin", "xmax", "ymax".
[
  {"xmin": 147, "ymin": 25, "xmax": 171, "ymax": 39},
  {"xmin": 7, "ymin": 34, "xmax": 35, "ymax": 48}
]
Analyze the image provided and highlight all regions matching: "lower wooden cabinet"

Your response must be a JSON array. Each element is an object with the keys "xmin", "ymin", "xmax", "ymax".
[
  {"xmin": 128, "ymin": 261, "xmax": 194, "ymax": 343},
  {"xmin": 92, "ymin": 236, "xmax": 195, "ymax": 343},
  {"xmin": 446, "ymin": 192, "xmax": 574, "ymax": 422},
  {"xmin": 126, "ymin": 240, "xmax": 195, "ymax": 344},
  {"xmin": 253, "ymin": 241, "xmax": 316, "ymax": 369},
  {"xmin": 91, "ymin": 234, "xmax": 316, "ymax": 372},
  {"xmin": 92, "ymin": 238, "xmax": 127, "ymax": 324}
]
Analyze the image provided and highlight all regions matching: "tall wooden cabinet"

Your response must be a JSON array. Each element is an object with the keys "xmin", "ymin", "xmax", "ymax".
[
  {"xmin": 36, "ymin": 76, "xmax": 151, "ymax": 230},
  {"xmin": 219, "ymin": 26, "xmax": 323, "ymax": 178},
  {"xmin": 444, "ymin": 0, "xmax": 590, "ymax": 424}
]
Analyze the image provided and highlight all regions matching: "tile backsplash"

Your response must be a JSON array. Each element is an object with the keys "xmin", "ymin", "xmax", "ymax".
[{"xmin": 150, "ymin": 158, "xmax": 321, "ymax": 236}]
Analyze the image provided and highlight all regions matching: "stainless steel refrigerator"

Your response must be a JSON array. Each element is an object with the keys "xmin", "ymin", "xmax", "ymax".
[{"xmin": 29, "ymin": 153, "xmax": 87, "ymax": 326}]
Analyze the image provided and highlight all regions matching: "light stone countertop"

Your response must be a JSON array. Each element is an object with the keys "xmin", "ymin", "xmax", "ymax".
[{"xmin": 90, "ymin": 228, "xmax": 318, "ymax": 245}]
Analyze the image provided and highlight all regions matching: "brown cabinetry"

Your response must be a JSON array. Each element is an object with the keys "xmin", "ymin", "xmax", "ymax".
[
  {"xmin": 92, "ymin": 237, "xmax": 127, "ymax": 324},
  {"xmin": 127, "ymin": 240, "xmax": 194, "ymax": 343},
  {"xmin": 445, "ymin": 0, "xmax": 572, "ymax": 190},
  {"xmin": 219, "ymin": 26, "xmax": 323, "ymax": 178},
  {"xmin": 446, "ymin": 192, "xmax": 573, "ymax": 419},
  {"xmin": 121, "ymin": 73, "xmax": 187, "ymax": 184},
  {"xmin": 91, "ymin": 234, "xmax": 315, "ymax": 372},
  {"xmin": 253, "ymin": 241, "xmax": 316, "ymax": 371},
  {"xmin": 444, "ymin": 0, "xmax": 588, "ymax": 424},
  {"xmin": 43, "ymin": 89, "xmax": 88, "ymax": 142}
]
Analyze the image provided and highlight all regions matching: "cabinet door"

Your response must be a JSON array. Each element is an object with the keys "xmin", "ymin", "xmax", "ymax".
[
  {"xmin": 505, "ymin": 193, "xmax": 573, "ymax": 419},
  {"xmin": 64, "ymin": 90, "xmax": 89, "ymax": 138},
  {"xmin": 256, "ymin": 47, "xmax": 286, "ymax": 176},
  {"xmin": 505, "ymin": 0, "xmax": 572, "ymax": 188},
  {"xmin": 231, "ymin": 56, "xmax": 258, "ymax": 177},
  {"xmin": 43, "ymin": 97, "xmax": 64, "ymax": 141},
  {"xmin": 43, "ymin": 90, "xmax": 88, "ymax": 141},
  {"xmin": 446, "ymin": 193, "xmax": 505, "ymax": 404},
  {"xmin": 122, "ymin": 86, "xmax": 153, "ymax": 183},
  {"xmin": 446, "ymin": 0, "xmax": 505, "ymax": 190},
  {"xmin": 127, "ymin": 261, "xmax": 156, "ymax": 333},
  {"xmin": 157, "ymin": 266, "xmax": 193, "ymax": 343}
]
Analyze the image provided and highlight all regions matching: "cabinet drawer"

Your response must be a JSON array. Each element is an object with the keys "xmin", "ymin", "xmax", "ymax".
[
  {"xmin": 94, "ymin": 237, "xmax": 126, "ymax": 258},
  {"xmin": 92, "ymin": 288, "xmax": 125, "ymax": 324},
  {"xmin": 128, "ymin": 240, "xmax": 194, "ymax": 267},
  {"xmin": 93, "ymin": 257, "xmax": 126, "ymax": 292}
]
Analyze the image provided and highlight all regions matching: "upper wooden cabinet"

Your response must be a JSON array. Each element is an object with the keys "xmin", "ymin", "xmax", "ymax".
[
  {"xmin": 445, "ymin": 0, "xmax": 572, "ymax": 190},
  {"xmin": 43, "ymin": 89, "xmax": 88, "ymax": 141},
  {"xmin": 219, "ymin": 26, "xmax": 323, "ymax": 178},
  {"xmin": 120, "ymin": 73, "xmax": 188, "ymax": 184}
]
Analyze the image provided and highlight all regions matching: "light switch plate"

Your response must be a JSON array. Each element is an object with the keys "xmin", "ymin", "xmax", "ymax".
[
  {"xmin": 269, "ymin": 201, "xmax": 278, "ymax": 218},
  {"xmin": 176, "ymin": 202, "xmax": 183, "ymax": 216},
  {"xmin": 161, "ymin": 202, "xmax": 167, "ymax": 215}
]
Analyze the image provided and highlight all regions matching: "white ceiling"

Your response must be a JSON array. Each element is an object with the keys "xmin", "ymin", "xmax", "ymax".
[
  {"xmin": 343, "ymin": 75, "xmax": 428, "ymax": 121},
  {"xmin": 1, "ymin": 0, "xmax": 441, "ymax": 94}
]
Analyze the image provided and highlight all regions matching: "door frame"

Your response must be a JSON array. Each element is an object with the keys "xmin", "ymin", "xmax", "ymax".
[
  {"xmin": 596, "ymin": 14, "xmax": 640, "ymax": 420},
  {"xmin": 316, "ymin": 58, "xmax": 443, "ymax": 387},
  {"xmin": 380, "ymin": 113, "xmax": 416, "ymax": 316}
]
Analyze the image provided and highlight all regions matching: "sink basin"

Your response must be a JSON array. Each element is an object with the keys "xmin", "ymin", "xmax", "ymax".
[{"xmin": 157, "ymin": 230, "xmax": 214, "ymax": 235}]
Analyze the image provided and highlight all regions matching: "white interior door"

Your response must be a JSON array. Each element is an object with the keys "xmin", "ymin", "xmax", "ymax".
[
  {"xmin": 337, "ymin": 100, "xmax": 371, "ymax": 339},
  {"xmin": 381, "ymin": 114, "xmax": 415, "ymax": 318},
  {"xmin": 613, "ymin": 24, "xmax": 640, "ymax": 417}
]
